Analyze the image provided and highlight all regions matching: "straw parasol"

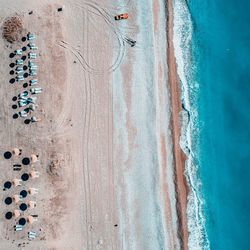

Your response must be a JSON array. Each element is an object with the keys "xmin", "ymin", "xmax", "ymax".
[
  {"xmin": 27, "ymin": 201, "xmax": 36, "ymax": 209},
  {"xmin": 29, "ymin": 171, "xmax": 39, "ymax": 179},
  {"xmin": 12, "ymin": 148, "xmax": 20, "ymax": 156},
  {"xmin": 12, "ymin": 194, "xmax": 21, "ymax": 203},
  {"xmin": 13, "ymin": 210, "xmax": 21, "ymax": 218},
  {"xmin": 30, "ymin": 154, "xmax": 38, "ymax": 163},
  {"xmin": 28, "ymin": 188, "xmax": 38, "ymax": 195},
  {"xmin": 27, "ymin": 215, "xmax": 36, "ymax": 224},
  {"xmin": 12, "ymin": 179, "xmax": 22, "ymax": 187}
]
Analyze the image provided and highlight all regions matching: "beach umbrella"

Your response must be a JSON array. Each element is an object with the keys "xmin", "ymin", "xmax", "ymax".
[
  {"xmin": 4, "ymin": 151, "xmax": 12, "ymax": 159},
  {"xmin": 19, "ymin": 203, "xmax": 28, "ymax": 211},
  {"xmin": 13, "ymin": 210, "xmax": 21, "ymax": 218},
  {"xmin": 5, "ymin": 212, "xmax": 13, "ymax": 220},
  {"xmin": 4, "ymin": 181, "xmax": 12, "ymax": 189},
  {"xmin": 27, "ymin": 201, "xmax": 36, "ymax": 209},
  {"xmin": 20, "ymin": 190, "xmax": 28, "ymax": 198},
  {"xmin": 4, "ymin": 197, "xmax": 12, "ymax": 205},
  {"xmin": 12, "ymin": 148, "xmax": 21, "ymax": 156},
  {"xmin": 29, "ymin": 171, "xmax": 39, "ymax": 179},
  {"xmin": 22, "ymin": 157, "xmax": 30, "ymax": 165},
  {"xmin": 12, "ymin": 179, "xmax": 22, "ymax": 187},
  {"xmin": 27, "ymin": 215, "xmax": 37, "ymax": 224},
  {"xmin": 12, "ymin": 194, "xmax": 22, "ymax": 203},
  {"xmin": 28, "ymin": 188, "xmax": 38, "ymax": 195},
  {"xmin": 30, "ymin": 154, "xmax": 38, "ymax": 163},
  {"xmin": 19, "ymin": 218, "xmax": 26, "ymax": 226},
  {"xmin": 21, "ymin": 173, "xmax": 29, "ymax": 181}
]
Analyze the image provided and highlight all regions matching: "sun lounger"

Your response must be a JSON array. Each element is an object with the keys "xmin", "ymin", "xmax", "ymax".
[
  {"xmin": 29, "ymin": 71, "xmax": 37, "ymax": 76},
  {"xmin": 15, "ymin": 49, "xmax": 22, "ymax": 55},
  {"xmin": 27, "ymin": 34, "xmax": 36, "ymax": 40},
  {"xmin": 16, "ymin": 74, "xmax": 24, "ymax": 79},
  {"xmin": 16, "ymin": 59, "xmax": 23, "ymax": 65}
]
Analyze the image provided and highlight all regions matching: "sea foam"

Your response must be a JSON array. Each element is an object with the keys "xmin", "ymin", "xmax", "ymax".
[{"xmin": 172, "ymin": 0, "xmax": 210, "ymax": 249}]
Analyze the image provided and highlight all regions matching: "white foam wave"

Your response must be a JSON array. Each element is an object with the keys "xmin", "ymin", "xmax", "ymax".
[{"xmin": 172, "ymin": 0, "xmax": 210, "ymax": 249}]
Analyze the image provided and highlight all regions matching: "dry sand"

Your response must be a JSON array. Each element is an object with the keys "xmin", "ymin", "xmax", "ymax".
[{"xmin": 0, "ymin": 0, "xmax": 188, "ymax": 249}]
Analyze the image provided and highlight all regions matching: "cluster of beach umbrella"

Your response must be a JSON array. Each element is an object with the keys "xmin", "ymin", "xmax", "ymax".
[
  {"xmin": 9, "ymin": 33, "xmax": 42, "ymax": 124},
  {"xmin": 2, "ymin": 148, "xmax": 39, "ymax": 236}
]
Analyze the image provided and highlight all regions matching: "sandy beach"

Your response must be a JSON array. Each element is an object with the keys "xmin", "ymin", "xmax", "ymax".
[{"xmin": 0, "ymin": 0, "xmax": 188, "ymax": 249}]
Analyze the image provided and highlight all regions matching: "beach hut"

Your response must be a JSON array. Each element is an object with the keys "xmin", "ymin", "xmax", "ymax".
[
  {"xmin": 29, "ymin": 171, "xmax": 40, "ymax": 179},
  {"xmin": 12, "ymin": 148, "xmax": 21, "ymax": 156},
  {"xmin": 12, "ymin": 194, "xmax": 22, "ymax": 203},
  {"xmin": 27, "ymin": 201, "xmax": 37, "ymax": 209},
  {"xmin": 13, "ymin": 210, "xmax": 21, "ymax": 219},
  {"xmin": 12, "ymin": 179, "xmax": 22, "ymax": 187},
  {"xmin": 28, "ymin": 188, "xmax": 39, "ymax": 195},
  {"xmin": 30, "ymin": 154, "xmax": 38, "ymax": 163}
]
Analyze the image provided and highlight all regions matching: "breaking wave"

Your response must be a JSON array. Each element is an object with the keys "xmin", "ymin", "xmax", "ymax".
[{"xmin": 172, "ymin": 0, "xmax": 210, "ymax": 249}]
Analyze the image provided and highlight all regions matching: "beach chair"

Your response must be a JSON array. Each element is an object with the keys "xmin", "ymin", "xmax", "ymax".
[
  {"xmin": 30, "ymin": 87, "xmax": 42, "ymax": 94},
  {"xmin": 16, "ymin": 75, "xmax": 24, "ymax": 81},
  {"xmin": 31, "ymin": 116, "xmax": 41, "ymax": 123},
  {"xmin": 18, "ymin": 100, "xmax": 28, "ymax": 107},
  {"xmin": 27, "ymin": 34, "xmax": 36, "ymax": 40},
  {"xmin": 19, "ymin": 91, "xmax": 29, "ymax": 98},
  {"xmin": 16, "ymin": 70, "xmax": 24, "ymax": 74},
  {"xmin": 29, "ymin": 71, "xmax": 37, "ymax": 76},
  {"xmin": 16, "ymin": 59, "xmax": 23, "ymax": 65},
  {"xmin": 19, "ymin": 110, "xmax": 29, "ymax": 117},
  {"xmin": 15, "ymin": 49, "xmax": 22, "ymax": 55},
  {"xmin": 28, "ymin": 60, "xmax": 35, "ymax": 66},
  {"xmin": 14, "ymin": 224, "xmax": 23, "ymax": 231},
  {"xmin": 16, "ymin": 66, "xmax": 23, "ymax": 71}
]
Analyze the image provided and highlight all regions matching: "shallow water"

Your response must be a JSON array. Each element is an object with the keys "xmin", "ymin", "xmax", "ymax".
[{"xmin": 175, "ymin": 0, "xmax": 250, "ymax": 249}]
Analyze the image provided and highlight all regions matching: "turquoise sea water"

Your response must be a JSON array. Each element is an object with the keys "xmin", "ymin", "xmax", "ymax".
[{"xmin": 185, "ymin": 0, "xmax": 250, "ymax": 249}]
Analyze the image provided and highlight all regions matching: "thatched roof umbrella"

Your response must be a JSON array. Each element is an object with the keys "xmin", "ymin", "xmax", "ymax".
[
  {"xmin": 12, "ymin": 179, "xmax": 22, "ymax": 187},
  {"xmin": 12, "ymin": 148, "xmax": 21, "ymax": 156},
  {"xmin": 27, "ymin": 201, "xmax": 36, "ymax": 209},
  {"xmin": 30, "ymin": 154, "xmax": 38, "ymax": 164},
  {"xmin": 28, "ymin": 188, "xmax": 38, "ymax": 195},
  {"xmin": 13, "ymin": 210, "xmax": 21, "ymax": 218},
  {"xmin": 27, "ymin": 215, "xmax": 37, "ymax": 224},
  {"xmin": 12, "ymin": 194, "xmax": 21, "ymax": 203},
  {"xmin": 29, "ymin": 171, "xmax": 39, "ymax": 179}
]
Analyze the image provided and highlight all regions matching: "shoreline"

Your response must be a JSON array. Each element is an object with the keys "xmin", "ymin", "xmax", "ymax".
[{"xmin": 166, "ymin": 0, "xmax": 189, "ymax": 249}]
